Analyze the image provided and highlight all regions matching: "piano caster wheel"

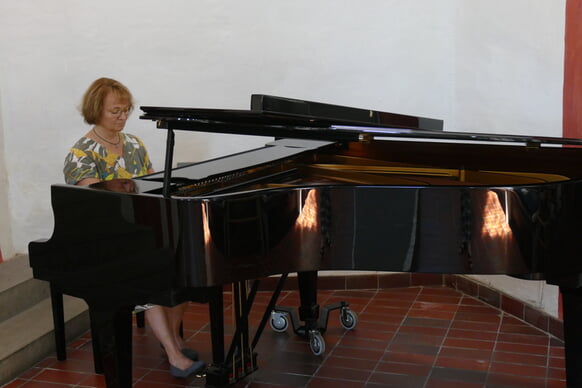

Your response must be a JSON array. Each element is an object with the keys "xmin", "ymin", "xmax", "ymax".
[
  {"xmin": 308, "ymin": 330, "xmax": 325, "ymax": 356},
  {"xmin": 269, "ymin": 311, "xmax": 289, "ymax": 333},
  {"xmin": 340, "ymin": 308, "xmax": 357, "ymax": 330}
]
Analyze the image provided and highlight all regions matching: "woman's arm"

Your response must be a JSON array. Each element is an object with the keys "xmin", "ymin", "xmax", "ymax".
[{"xmin": 76, "ymin": 177, "xmax": 101, "ymax": 186}]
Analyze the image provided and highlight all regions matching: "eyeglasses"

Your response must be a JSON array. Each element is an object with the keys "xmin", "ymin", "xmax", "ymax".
[{"xmin": 107, "ymin": 107, "xmax": 132, "ymax": 116}]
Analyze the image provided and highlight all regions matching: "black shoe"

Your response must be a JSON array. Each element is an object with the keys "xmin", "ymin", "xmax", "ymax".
[
  {"xmin": 170, "ymin": 360, "xmax": 206, "ymax": 378},
  {"xmin": 181, "ymin": 348, "xmax": 199, "ymax": 361}
]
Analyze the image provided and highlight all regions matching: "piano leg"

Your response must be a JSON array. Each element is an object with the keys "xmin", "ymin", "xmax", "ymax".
[
  {"xmin": 269, "ymin": 271, "xmax": 356, "ymax": 356},
  {"xmin": 49, "ymin": 284, "xmax": 66, "ymax": 361},
  {"xmin": 89, "ymin": 312, "xmax": 104, "ymax": 374},
  {"xmin": 270, "ymin": 272, "xmax": 321, "ymax": 338},
  {"xmin": 206, "ymin": 286, "xmax": 229, "ymax": 387},
  {"xmin": 207, "ymin": 286, "xmax": 225, "ymax": 364},
  {"xmin": 298, "ymin": 271, "xmax": 320, "ymax": 334},
  {"xmin": 560, "ymin": 287, "xmax": 582, "ymax": 387},
  {"xmin": 88, "ymin": 304, "xmax": 134, "ymax": 388}
]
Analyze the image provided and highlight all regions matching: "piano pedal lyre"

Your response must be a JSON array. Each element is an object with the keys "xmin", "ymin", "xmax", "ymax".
[{"xmin": 206, "ymin": 280, "xmax": 259, "ymax": 387}]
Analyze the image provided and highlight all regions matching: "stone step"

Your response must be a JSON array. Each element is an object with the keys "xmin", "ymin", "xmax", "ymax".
[
  {"xmin": 0, "ymin": 256, "xmax": 89, "ymax": 385},
  {"xmin": 0, "ymin": 254, "xmax": 48, "ymax": 322}
]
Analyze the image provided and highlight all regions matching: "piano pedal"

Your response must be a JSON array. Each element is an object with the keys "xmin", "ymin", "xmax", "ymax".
[{"xmin": 205, "ymin": 352, "xmax": 257, "ymax": 388}]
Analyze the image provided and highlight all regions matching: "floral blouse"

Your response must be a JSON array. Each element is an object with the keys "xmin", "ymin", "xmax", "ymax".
[{"xmin": 63, "ymin": 133, "xmax": 153, "ymax": 184}]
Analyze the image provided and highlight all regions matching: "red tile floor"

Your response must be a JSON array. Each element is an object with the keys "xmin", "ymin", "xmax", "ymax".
[{"xmin": 2, "ymin": 286, "xmax": 566, "ymax": 388}]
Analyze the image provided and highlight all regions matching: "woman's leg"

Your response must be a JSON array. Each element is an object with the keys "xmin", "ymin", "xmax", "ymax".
[
  {"xmin": 145, "ymin": 305, "xmax": 192, "ymax": 370},
  {"xmin": 166, "ymin": 302, "xmax": 189, "ymax": 348}
]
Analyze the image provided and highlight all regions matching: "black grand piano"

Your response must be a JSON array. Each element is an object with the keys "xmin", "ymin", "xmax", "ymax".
[{"xmin": 29, "ymin": 95, "xmax": 582, "ymax": 387}]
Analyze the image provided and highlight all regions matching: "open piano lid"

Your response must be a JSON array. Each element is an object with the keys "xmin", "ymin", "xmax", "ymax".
[{"xmin": 140, "ymin": 94, "xmax": 582, "ymax": 147}]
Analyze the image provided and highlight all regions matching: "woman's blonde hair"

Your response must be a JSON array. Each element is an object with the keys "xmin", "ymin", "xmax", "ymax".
[{"xmin": 81, "ymin": 77, "xmax": 133, "ymax": 125}]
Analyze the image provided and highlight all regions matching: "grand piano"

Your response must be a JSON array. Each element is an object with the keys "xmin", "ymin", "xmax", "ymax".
[{"xmin": 29, "ymin": 95, "xmax": 582, "ymax": 387}]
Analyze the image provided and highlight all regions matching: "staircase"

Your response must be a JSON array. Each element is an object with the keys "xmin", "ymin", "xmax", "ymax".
[{"xmin": 0, "ymin": 254, "xmax": 89, "ymax": 385}]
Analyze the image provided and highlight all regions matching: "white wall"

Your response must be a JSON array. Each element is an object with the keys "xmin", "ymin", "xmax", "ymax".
[
  {"xmin": 0, "ymin": 0, "xmax": 567, "ymax": 315},
  {"xmin": 0, "ymin": 85, "xmax": 13, "ymax": 259},
  {"xmin": 453, "ymin": 2, "xmax": 564, "ymax": 136}
]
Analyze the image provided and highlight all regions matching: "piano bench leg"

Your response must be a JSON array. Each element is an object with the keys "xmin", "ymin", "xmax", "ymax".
[
  {"xmin": 49, "ymin": 284, "xmax": 66, "ymax": 361},
  {"xmin": 135, "ymin": 311, "xmax": 145, "ymax": 328}
]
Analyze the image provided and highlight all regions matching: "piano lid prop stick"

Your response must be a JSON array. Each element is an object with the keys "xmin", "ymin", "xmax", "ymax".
[{"xmin": 162, "ymin": 128, "xmax": 175, "ymax": 198}]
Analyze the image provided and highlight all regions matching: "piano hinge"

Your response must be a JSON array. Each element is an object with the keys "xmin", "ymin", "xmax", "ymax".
[
  {"xmin": 525, "ymin": 140, "xmax": 541, "ymax": 149},
  {"xmin": 358, "ymin": 133, "xmax": 373, "ymax": 143},
  {"xmin": 156, "ymin": 120, "xmax": 168, "ymax": 129}
]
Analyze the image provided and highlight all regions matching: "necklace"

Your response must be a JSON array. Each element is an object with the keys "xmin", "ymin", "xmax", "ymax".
[{"xmin": 93, "ymin": 128, "xmax": 121, "ymax": 146}]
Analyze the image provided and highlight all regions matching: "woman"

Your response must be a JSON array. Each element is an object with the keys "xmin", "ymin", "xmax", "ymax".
[{"xmin": 63, "ymin": 77, "xmax": 205, "ymax": 378}]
